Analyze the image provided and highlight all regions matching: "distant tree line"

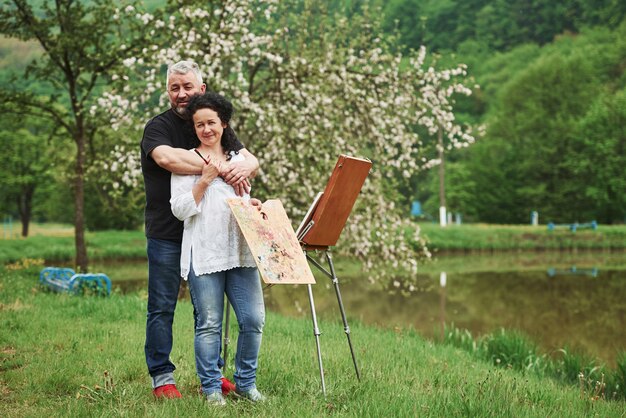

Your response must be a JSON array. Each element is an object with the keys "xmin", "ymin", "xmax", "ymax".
[{"xmin": 381, "ymin": 0, "xmax": 626, "ymax": 53}]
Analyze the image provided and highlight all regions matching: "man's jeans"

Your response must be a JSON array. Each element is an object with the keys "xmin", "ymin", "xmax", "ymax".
[
  {"xmin": 145, "ymin": 238, "xmax": 181, "ymax": 388},
  {"xmin": 188, "ymin": 266, "xmax": 265, "ymax": 395}
]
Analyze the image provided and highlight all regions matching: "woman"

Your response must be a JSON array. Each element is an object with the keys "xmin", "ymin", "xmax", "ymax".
[{"xmin": 170, "ymin": 92, "xmax": 266, "ymax": 405}]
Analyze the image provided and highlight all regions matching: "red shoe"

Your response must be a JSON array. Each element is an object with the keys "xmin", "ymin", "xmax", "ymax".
[
  {"xmin": 221, "ymin": 377, "xmax": 236, "ymax": 396},
  {"xmin": 153, "ymin": 384, "xmax": 182, "ymax": 399}
]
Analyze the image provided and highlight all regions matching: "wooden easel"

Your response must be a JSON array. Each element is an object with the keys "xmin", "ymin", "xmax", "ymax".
[{"xmin": 296, "ymin": 154, "xmax": 372, "ymax": 394}]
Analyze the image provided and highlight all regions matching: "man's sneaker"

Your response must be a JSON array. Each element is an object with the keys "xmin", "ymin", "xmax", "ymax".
[
  {"xmin": 221, "ymin": 377, "xmax": 236, "ymax": 396},
  {"xmin": 206, "ymin": 391, "xmax": 226, "ymax": 406},
  {"xmin": 235, "ymin": 387, "xmax": 266, "ymax": 403},
  {"xmin": 153, "ymin": 384, "xmax": 182, "ymax": 399}
]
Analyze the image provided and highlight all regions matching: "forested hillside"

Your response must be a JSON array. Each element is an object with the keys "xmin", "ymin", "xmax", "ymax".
[
  {"xmin": 1, "ymin": 0, "xmax": 624, "ymax": 229},
  {"xmin": 381, "ymin": 0, "xmax": 626, "ymax": 224}
]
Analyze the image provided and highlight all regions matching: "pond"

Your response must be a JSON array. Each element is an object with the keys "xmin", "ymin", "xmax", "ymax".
[{"xmin": 91, "ymin": 250, "xmax": 626, "ymax": 366}]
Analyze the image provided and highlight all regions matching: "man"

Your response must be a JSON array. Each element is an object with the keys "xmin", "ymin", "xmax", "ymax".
[{"xmin": 140, "ymin": 60, "xmax": 258, "ymax": 399}]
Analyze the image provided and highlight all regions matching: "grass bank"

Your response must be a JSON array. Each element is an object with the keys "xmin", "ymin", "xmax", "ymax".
[
  {"xmin": 0, "ymin": 230, "xmax": 147, "ymax": 264},
  {"xmin": 1, "ymin": 263, "xmax": 624, "ymax": 417},
  {"xmin": 417, "ymin": 223, "xmax": 626, "ymax": 252},
  {"xmin": 2, "ymin": 223, "xmax": 626, "ymax": 265}
]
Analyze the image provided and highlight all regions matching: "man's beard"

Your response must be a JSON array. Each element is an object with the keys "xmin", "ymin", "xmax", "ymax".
[{"xmin": 173, "ymin": 104, "xmax": 190, "ymax": 119}]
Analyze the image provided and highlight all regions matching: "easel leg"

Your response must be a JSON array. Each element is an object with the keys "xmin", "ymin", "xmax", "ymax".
[
  {"xmin": 325, "ymin": 252, "xmax": 361, "ymax": 381},
  {"xmin": 307, "ymin": 252, "xmax": 361, "ymax": 381},
  {"xmin": 222, "ymin": 297, "xmax": 231, "ymax": 374},
  {"xmin": 307, "ymin": 283, "xmax": 327, "ymax": 395}
]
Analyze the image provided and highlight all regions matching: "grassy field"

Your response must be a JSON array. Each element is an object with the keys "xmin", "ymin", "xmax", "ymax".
[
  {"xmin": 1, "ymin": 264, "xmax": 624, "ymax": 417},
  {"xmin": 418, "ymin": 223, "xmax": 626, "ymax": 252},
  {"xmin": 0, "ymin": 229, "xmax": 147, "ymax": 264}
]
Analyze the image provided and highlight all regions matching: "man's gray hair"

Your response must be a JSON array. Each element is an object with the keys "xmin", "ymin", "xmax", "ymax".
[{"xmin": 166, "ymin": 60, "xmax": 203, "ymax": 86}]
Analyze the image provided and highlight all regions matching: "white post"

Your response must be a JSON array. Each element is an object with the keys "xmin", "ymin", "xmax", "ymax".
[
  {"xmin": 531, "ymin": 211, "xmax": 539, "ymax": 226},
  {"xmin": 439, "ymin": 206, "xmax": 447, "ymax": 227}
]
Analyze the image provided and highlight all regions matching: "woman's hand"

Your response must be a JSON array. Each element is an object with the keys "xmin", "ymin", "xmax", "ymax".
[
  {"xmin": 192, "ymin": 157, "xmax": 221, "ymax": 205},
  {"xmin": 199, "ymin": 157, "xmax": 221, "ymax": 186}
]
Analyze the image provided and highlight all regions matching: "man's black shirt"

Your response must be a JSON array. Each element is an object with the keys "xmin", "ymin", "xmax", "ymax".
[{"xmin": 140, "ymin": 108, "xmax": 243, "ymax": 241}]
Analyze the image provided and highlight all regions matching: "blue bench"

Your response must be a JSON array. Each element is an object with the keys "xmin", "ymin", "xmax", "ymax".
[
  {"xmin": 39, "ymin": 267, "xmax": 111, "ymax": 296},
  {"xmin": 547, "ymin": 220, "xmax": 597, "ymax": 232}
]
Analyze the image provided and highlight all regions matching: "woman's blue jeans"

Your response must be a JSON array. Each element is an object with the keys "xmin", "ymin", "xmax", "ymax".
[{"xmin": 188, "ymin": 266, "xmax": 265, "ymax": 395}]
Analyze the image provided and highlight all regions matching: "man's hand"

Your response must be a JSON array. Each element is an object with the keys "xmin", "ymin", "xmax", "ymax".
[
  {"xmin": 222, "ymin": 161, "xmax": 254, "ymax": 184},
  {"xmin": 221, "ymin": 148, "xmax": 259, "ymax": 196},
  {"xmin": 222, "ymin": 161, "xmax": 253, "ymax": 196}
]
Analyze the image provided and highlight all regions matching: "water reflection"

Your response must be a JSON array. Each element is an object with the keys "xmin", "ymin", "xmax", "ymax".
[{"xmin": 92, "ymin": 251, "xmax": 626, "ymax": 366}]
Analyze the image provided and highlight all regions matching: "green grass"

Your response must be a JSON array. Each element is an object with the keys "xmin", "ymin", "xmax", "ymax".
[
  {"xmin": 1, "ymin": 264, "xmax": 625, "ymax": 417},
  {"xmin": 0, "ymin": 230, "xmax": 147, "ymax": 264},
  {"xmin": 417, "ymin": 223, "xmax": 626, "ymax": 252}
]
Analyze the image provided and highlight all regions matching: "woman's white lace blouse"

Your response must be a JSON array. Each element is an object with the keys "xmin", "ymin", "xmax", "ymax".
[{"xmin": 170, "ymin": 152, "xmax": 256, "ymax": 279}]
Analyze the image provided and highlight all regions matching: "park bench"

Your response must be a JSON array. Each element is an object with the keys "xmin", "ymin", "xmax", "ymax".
[
  {"xmin": 39, "ymin": 267, "xmax": 111, "ymax": 296},
  {"xmin": 547, "ymin": 220, "xmax": 597, "ymax": 232}
]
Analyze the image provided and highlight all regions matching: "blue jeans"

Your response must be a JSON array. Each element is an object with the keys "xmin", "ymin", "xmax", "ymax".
[
  {"xmin": 145, "ymin": 238, "xmax": 182, "ymax": 387},
  {"xmin": 188, "ymin": 266, "xmax": 265, "ymax": 395}
]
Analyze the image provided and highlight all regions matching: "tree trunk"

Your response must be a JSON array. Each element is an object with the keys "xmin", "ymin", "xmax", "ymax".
[
  {"xmin": 74, "ymin": 130, "xmax": 89, "ymax": 272},
  {"xmin": 17, "ymin": 187, "xmax": 33, "ymax": 237},
  {"xmin": 438, "ymin": 127, "xmax": 447, "ymax": 227}
]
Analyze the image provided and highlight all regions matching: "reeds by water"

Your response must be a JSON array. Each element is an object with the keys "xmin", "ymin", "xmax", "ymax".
[{"xmin": 442, "ymin": 325, "xmax": 626, "ymax": 401}]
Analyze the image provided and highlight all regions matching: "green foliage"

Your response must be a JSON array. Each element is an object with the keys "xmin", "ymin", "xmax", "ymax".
[
  {"xmin": 383, "ymin": 0, "xmax": 626, "ymax": 53},
  {"xmin": 566, "ymin": 87, "xmax": 626, "ymax": 223},
  {"xmin": 82, "ymin": 181, "xmax": 143, "ymax": 231},
  {"xmin": 0, "ymin": 114, "xmax": 58, "ymax": 235},
  {"xmin": 419, "ymin": 158, "xmax": 480, "ymax": 221},
  {"xmin": 380, "ymin": 0, "xmax": 427, "ymax": 51},
  {"xmin": 616, "ymin": 352, "xmax": 626, "ymax": 399},
  {"xmin": 483, "ymin": 329, "xmax": 543, "ymax": 372},
  {"xmin": 454, "ymin": 25, "xmax": 626, "ymax": 223}
]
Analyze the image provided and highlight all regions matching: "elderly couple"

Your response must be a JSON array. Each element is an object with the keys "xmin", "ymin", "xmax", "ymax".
[{"xmin": 140, "ymin": 60, "xmax": 265, "ymax": 405}]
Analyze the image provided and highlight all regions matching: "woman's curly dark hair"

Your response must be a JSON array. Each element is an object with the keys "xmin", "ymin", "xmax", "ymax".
[{"xmin": 186, "ymin": 92, "xmax": 241, "ymax": 159}]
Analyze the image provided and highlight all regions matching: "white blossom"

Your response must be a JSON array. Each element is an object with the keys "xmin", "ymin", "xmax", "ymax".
[{"xmin": 98, "ymin": 0, "xmax": 477, "ymax": 290}]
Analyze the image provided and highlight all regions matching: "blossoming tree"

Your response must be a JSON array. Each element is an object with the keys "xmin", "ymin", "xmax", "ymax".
[
  {"xmin": 0, "ymin": 0, "xmax": 155, "ymax": 271},
  {"xmin": 416, "ymin": 56, "xmax": 476, "ymax": 226},
  {"xmin": 101, "ymin": 0, "xmax": 476, "ymax": 285}
]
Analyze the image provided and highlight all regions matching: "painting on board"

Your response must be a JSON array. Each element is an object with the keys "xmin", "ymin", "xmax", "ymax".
[{"xmin": 227, "ymin": 198, "xmax": 316, "ymax": 285}]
